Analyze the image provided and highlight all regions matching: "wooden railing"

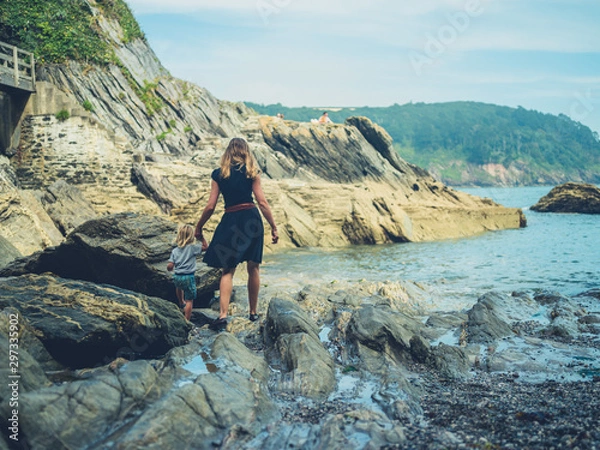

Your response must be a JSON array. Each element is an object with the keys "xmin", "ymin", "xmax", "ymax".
[{"xmin": 0, "ymin": 41, "xmax": 36, "ymax": 92}]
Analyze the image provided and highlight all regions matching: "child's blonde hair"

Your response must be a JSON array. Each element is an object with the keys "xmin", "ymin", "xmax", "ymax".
[
  {"xmin": 219, "ymin": 137, "xmax": 259, "ymax": 179},
  {"xmin": 176, "ymin": 224, "xmax": 195, "ymax": 248}
]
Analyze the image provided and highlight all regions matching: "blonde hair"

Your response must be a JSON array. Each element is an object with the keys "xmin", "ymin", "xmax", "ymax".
[
  {"xmin": 219, "ymin": 137, "xmax": 259, "ymax": 180},
  {"xmin": 176, "ymin": 224, "xmax": 195, "ymax": 248}
]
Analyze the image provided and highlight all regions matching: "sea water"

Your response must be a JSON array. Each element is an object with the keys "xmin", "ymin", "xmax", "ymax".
[{"xmin": 262, "ymin": 186, "xmax": 600, "ymax": 312}]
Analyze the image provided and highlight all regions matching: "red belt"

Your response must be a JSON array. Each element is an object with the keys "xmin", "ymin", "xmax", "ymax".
[{"xmin": 225, "ymin": 203, "xmax": 256, "ymax": 213}]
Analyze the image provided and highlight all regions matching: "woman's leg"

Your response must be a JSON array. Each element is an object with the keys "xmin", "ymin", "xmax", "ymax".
[
  {"xmin": 218, "ymin": 267, "xmax": 236, "ymax": 319},
  {"xmin": 247, "ymin": 261, "xmax": 260, "ymax": 315}
]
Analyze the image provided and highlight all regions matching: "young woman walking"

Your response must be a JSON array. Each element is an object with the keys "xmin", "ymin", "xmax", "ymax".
[{"xmin": 195, "ymin": 138, "xmax": 278, "ymax": 330}]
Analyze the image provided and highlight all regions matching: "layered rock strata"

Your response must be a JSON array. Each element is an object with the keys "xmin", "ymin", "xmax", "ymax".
[{"xmin": 0, "ymin": 0, "xmax": 525, "ymax": 262}]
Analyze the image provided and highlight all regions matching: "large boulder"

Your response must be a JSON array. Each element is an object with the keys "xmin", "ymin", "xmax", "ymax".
[
  {"xmin": 0, "ymin": 274, "xmax": 191, "ymax": 368},
  {"xmin": 346, "ymin": 305, "xmax": 424, "ymax": 365},
  {"xmin": 531, "ymin": 182, "xmax": 600, "ymax": 214},
  {"xmin": 264, "ymin": 298, "xmax": 336, "ymax": 399},
  {"xmin": 0, "ymin": 212, "xmax": 220, "ymax": 306}
]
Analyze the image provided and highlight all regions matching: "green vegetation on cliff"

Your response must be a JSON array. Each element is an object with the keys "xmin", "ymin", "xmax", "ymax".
[
  {"xmin": 0, "ymin": 0, "xmax": 144, "ymax": 64},
  {"xmin": 247, "ymin": 101, "xmax": 600, "ymax": 185}
]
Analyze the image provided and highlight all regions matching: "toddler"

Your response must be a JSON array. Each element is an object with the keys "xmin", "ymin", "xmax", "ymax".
[{"xmin": 167, "ymin": 224, "xmax": 203, "ymax": 321}]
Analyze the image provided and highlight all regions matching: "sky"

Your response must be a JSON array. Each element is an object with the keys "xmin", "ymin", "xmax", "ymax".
[{"xmin": 127, "ymin": 0, "xmax": 600, "ymax": 134}]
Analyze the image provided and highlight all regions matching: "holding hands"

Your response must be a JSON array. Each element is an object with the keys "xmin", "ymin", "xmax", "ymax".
[{"xmin": 195, "ymin": 226, "xmax": 209, "ymax": 251}]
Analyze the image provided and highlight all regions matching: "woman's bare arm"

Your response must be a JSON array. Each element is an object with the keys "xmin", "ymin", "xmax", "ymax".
[
  {"xmin": 195, "ymin": 180, "xmax": 220, "ymax": 248},
  {"xmin": 252, "ymin": 175, "xmax": 278, "ymax": 244}
]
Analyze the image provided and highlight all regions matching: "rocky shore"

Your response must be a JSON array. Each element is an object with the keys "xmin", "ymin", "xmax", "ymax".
[{"xmin": 1, "ymin": 215, "xmax": 598, "ymax": 449}]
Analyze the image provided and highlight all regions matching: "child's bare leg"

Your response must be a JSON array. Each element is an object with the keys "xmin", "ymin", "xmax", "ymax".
[
  {"xmin": 247, "ymin": 261, "xmax": 260, "ymax": 315},
  {"xmin": 176, "ymin": 288, "xmax": 184, "ymax": 307},
  {"xmin": 218, "ymin": 268, "xmax": 236, "ymax": 319},
  {"xmin": 183, "ymin": 300, "xmax": 193, "ymax": 321}
]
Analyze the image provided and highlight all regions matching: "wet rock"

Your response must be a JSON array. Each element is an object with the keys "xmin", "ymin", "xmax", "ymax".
[
  {"xmin": 429, "ymin": 343, "xmax": 471, "ymax": 380},
  {"xmin": 533, "ymin": 290, "xmax": 571, "ymax": 305},
  {"xmin": 211, "ymin": 332, "xmax": 270, "ymax": 383},
  {"xmin": 579, "ymin": 314, "xmax": 600, "ymax": 325},
  {"xmin": 115, "ymin": 368, "xmax": 280, "ymax": 449},
  {"xmin": 409, "ymin": 335, "xmax": 431, "ymax": 363},
  {"xmin": 422, "ymin": 311, "xmax": 468, "ymax": 342},
  {"xmin": 8, "ymin": 360, "xmax": 173, "ymax": 450},
  {"xmin": 347, "ymin": 305, "xmax": 423, "ymax": 364},
  {"xmin": 265, "ymin": 298, "xmax": 335, "ymax": 399},
  {"xmin": 296, "ymin": 284, "xmax": 336, "ymax": 325},
  {"xmin": 264, "ymin": 297, "xmax": 320, "ymax": 346},
  {"xmin": 466, "ymin": 292, "xmax": 514, "ymax": 344},
  {"xmin": 0, "ymin": 274, "xmax": 190, "ymax": 368},
  {"xmin": 319, "ymin": 409, "xmax": 406, "ymax": 449},
  {"xmin": 275, "ymin": 332, "xmax": 336, "ymax": 399},
  {"xmin": 242, "ymin": 409, "xmax": 406, "ymax": 450},
  {"xmin": 0, "ymin": 212, "xmax": 220, "ymax": 306},
  {"xmin": 531, "ymin": 182, "xmax": 600, "ymax": 214}
]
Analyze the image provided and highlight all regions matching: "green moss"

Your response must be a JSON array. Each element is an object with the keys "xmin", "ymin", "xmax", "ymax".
[
  {"xmin": 139, "ymin": 80, "xmax": 164, "ymax": 115},
  {"xmin": 82, "ymin": 99, "xmax": 94, "ymax": 112},
  {"xmin": 55, "ymin": 109, "xmax": 70, "ymax": 121},
  {"xmin": 156, "ymin": 128, "xmax": 172, "ymax": 141}
]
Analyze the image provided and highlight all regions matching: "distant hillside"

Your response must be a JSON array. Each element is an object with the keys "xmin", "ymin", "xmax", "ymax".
[{"xmin": 246, "ymin": 102, "xmax": 600, "ymax": 186}]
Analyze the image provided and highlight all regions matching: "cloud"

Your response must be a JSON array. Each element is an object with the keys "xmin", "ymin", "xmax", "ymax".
[
  {"xmin": 132, "ymin": 0, "xmax": 600, "ymax": 132},
  {"xmin": 128, "ymin": 0, "xmax": 463, "ymax": 15}
]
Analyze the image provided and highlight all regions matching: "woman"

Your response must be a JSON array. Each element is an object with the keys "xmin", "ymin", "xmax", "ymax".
[{"xmin": 195, "ymin": 138, "xmax": 278, "ymax": 331}]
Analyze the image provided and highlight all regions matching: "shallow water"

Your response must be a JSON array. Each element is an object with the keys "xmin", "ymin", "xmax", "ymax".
[{"xmin": 263, "ymin": 186, "xmax": 600, "ymax": 312}]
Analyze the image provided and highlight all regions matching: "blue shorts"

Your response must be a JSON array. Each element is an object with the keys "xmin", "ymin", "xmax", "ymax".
[{"xmin": 172, "ymin": 273, "xmax": 197, "ymax": 301}]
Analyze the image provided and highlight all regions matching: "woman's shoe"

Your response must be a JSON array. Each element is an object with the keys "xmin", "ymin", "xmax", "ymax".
[
  {"xmin": 249, "ymin": 314, "xmax": 259, "ymax": 322},
  {"xmin": 209, "ymin": 317, "xmax": 227, "ymax": 331}
]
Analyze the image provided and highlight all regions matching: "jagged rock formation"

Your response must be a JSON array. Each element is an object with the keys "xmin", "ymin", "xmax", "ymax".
[
  {"xmin": 531, "ymin": 182, "xmax": 600, "ymax": 214},
  {"xmin": 0, "ymin": 0, "xmax": 525, "ymax": 262},
  {"xmin": 0, "ymin": 212, "xmax": 221, "ymax": 307}
]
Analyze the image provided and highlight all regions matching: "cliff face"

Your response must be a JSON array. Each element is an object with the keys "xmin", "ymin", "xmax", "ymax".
[{"xmin": 0, "ymin": 1, "xmax": 525, "ymax": 261}]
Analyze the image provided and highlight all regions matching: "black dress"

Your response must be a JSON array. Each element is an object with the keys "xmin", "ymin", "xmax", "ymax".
[{"xmin": 203, "ymin": 166, "xmax": 264, "ymax": 269}]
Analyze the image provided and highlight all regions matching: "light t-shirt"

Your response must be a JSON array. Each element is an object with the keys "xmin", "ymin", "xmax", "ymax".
[{"xmin": 168, "ymin": 244, "xmax": 203, "ymax": 274}]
